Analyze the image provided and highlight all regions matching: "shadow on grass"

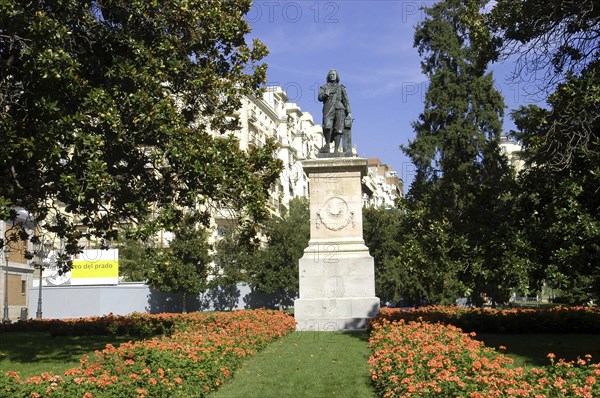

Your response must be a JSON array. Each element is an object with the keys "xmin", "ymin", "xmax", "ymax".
[
  {"xmin": 475, "ymin": 333, "xmax": 600, "ymax": 367},
  {"xmin": 0, "ymin": 332, "xmax": 139, "ymax": 376},
  {"xmin": 340, "ymin": 330, "xmax": 370, "ymax": 343}
]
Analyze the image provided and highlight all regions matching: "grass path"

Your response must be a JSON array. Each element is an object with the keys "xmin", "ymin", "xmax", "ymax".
[{"xmin": 210, "ymin": 331, "xmax": 376, "ymax": 398}]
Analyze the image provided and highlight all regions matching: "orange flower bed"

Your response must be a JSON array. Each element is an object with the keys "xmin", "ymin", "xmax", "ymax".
[
  {"xmin": 369, "ymin": 317, "xmax": 600, "ymax": 398},
  {"xmin": 376, "ymin": 306, "xmax": 600, "ymax": 334},
  {"xmin": 0, "ymin": 310, "xmax": 296, "ymax": 397}
]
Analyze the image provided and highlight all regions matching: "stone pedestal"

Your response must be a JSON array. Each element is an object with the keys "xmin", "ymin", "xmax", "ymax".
[{"xmin": 295, "ymin": 157, "xmax": 379, "ymax": 331}]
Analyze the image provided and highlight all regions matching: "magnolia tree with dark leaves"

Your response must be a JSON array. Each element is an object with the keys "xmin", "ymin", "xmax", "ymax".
[{"xmin": 0, "ymin": 0, "xmax": 282, "ymax": 270}]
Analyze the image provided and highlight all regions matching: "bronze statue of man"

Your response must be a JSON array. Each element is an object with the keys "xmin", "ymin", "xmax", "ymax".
[{"xmin": 318, "ymin": 69, "xmax": 352, "ymax": 154}]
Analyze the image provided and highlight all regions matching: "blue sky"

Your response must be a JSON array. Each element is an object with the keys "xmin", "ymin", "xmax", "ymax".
[{"xmin": 247, "ymin": 0, "xmax": 544, "ymax": 193}]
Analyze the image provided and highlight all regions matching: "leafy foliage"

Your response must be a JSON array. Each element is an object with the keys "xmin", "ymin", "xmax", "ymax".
[
  {"xmin": 494, "ymin": 1, "xmax": 600, "ymax": 303},
  {"xmin": 368, "ymin": 0, "xmax": 598, "ymax": 307},
  {"xmin": 211, "ymin": 228, "xmax": 253, "ymax": 310},
  {"xmin": 365, "ymin": 205, "xmax": 470, "ymax": 306},
  {"xmin": 491, "ymin": 0, "xmax": 599, "ymax": 88},
  {"xmin": 247, "ymin": 197, "xmax": 309, "ymax": 308},
  {"xmin": 363, "ymin": 207, "xmax": 403, "ymax": 304},
  {"xmin": 511, "ymin": 62, "xmax": 600, "ymax": 304},
  {"xmin": 145, "ymin": 217, "xmax": 211, "ymax": 313},
  {"xmin": 365, "ymin": 0, "xmax": 598, "ymax": 307},
  {"xmin": 376, "ymin": 306, "xmax": 600, "ymax": 334},
  {"xmin": 491, "ymin": 0, "xmax": 599, "ymax": 170},
  {"xmin": 400, "ymin": 0, "xmax": 525, "ymax": 306},
  {"xmin": 116, "ymin": 236, "xmax": 149, "ymax": 282},
  {"xmin": 210, "ymin": 197, "xmax": 309, "ymax": 309},
  {"xmin": 0, "ymin": 0, "xmax": 281, "ymax": 268}
]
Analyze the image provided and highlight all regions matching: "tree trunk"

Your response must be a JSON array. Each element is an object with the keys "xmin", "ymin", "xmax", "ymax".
[
  {"xmin": 182, "ymin": 292, "xmax": 187, "ymax": 314},
  {"xmin": 277, "ymin": 291, "xmax": 283, "ymax": 311},
  {"xmin": 229, "ymin": 285, "xmax": 236, "ymax": 311}
]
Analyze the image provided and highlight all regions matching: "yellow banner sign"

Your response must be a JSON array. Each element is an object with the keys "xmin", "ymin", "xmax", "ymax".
[
  {"xmin": 72, "ymin": 260, "xmax": 119, "ymax": 279},
  {"xmin": 70, "ymin": 249, "xmax": 119, "ymax": 285},
  {"xmin": 39, "ymin": 249, "xmax": 119, "ymax": 286}
]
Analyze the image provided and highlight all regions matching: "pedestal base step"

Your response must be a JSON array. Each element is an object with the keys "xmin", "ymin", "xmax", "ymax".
[
  {"xmin": 294, "ymin": 297, "xmax": 379, "ymax": 331},
  {"xmin": 295, "ymin": 317, "xmax": 373, "ymax": 331}
]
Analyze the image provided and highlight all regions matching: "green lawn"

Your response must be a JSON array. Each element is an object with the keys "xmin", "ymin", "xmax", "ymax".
[
  {"xmin": 0, "ymin": 332, "xmax": 137, "ymax": 378},
  {"xmin": 210, "ymin": 331, "xmax": 376, "ymax": 398},
  {"xmin": 475, "ymin": 333, "xmax": 600, "ymax": 368}
]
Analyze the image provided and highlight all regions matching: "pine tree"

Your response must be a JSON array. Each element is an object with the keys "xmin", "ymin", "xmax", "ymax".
[{"xmin": 402, "ymin": 0, "xmax": 526, "ymax": 305}]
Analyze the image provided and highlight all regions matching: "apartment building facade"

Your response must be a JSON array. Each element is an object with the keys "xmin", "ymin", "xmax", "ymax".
[
  {"xmin": 500, "ymin": 135, "xmax": 525, "ymax": 172},
  {"xmin": 1, "ymin": 219, "xmax": 35, "ymax": 321},
  {"xmin": 362, "ymin": 158, "xmax": 404, "ymax": 208},
  {"xmin": 209, "ymin": 86, "xmax": 324, "ymax": 242}
]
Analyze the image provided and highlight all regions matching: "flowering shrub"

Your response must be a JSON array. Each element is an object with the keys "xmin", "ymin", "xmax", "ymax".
[
  {"xmin": 0, "ymin": 312, "xmax": 176, "ymax": 337},
  {"xmin": 369, "ymin": 317, "xmax": 600, "ymax": 398},
  {"xmin": 0, "ymin": 310, "xmax": 296, "ymax": 397},
  {"xmin": 376, "ymin": 306, "xmax": 600, "ymax": 333}
]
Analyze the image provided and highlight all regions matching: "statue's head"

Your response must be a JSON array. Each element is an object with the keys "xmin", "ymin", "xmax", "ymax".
[{"xmin": 327, "ymin": 69, "xmax": 339, "ymax": 83}]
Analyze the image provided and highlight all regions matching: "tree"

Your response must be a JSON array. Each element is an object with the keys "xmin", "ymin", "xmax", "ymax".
[
  {"xmin": 490, "ymin": 0, "xmax": 600, "ymax": 170},
  {"xmin": 0, "ymin": 0, "xmax": 281, "ymax": 269},
  {"xmin": 116, "ymin": 236, "xmax": 148, "ymax": 282},
  {"xmin": 145, "ymin": 216, "xmax": 211, "ymax": 313},
  {"xmin": 211, "ymin": 228, "xmax": 252, "ymax": 310},
  {"xmin": 247, "ymin": 197, "xmax": 309, "ymax": 309},
  {"xmin": 488, "ymin": 1, "xmax": 599, "ymax": 303},
  {"xmin": 511, "ymin": 63, "xmax": 600, "ymax": 304},
  {"xmin": 363, "ymin": 207, "xmax": 403, "ymax": 305},
  {"xmin": 364, "ymin": 204, "xmax": 471, "ymax": 307},
  {"xmin": 402, "ymin": 0, "xmax": 527, "ymax": 305},
  {"xmin": 491, "ymin": 0, "xmax": 598, "ymax": 87}
]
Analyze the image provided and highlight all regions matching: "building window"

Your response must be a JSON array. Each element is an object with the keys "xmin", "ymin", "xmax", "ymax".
[{"xmin": 21, "ymin": 280, "xmax": 26, "ymax": 295}]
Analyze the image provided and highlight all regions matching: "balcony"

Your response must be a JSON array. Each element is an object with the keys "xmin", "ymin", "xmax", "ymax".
[{"xmin": 248, "ymin": 109, "xmax": 258, "ymax": 122}]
